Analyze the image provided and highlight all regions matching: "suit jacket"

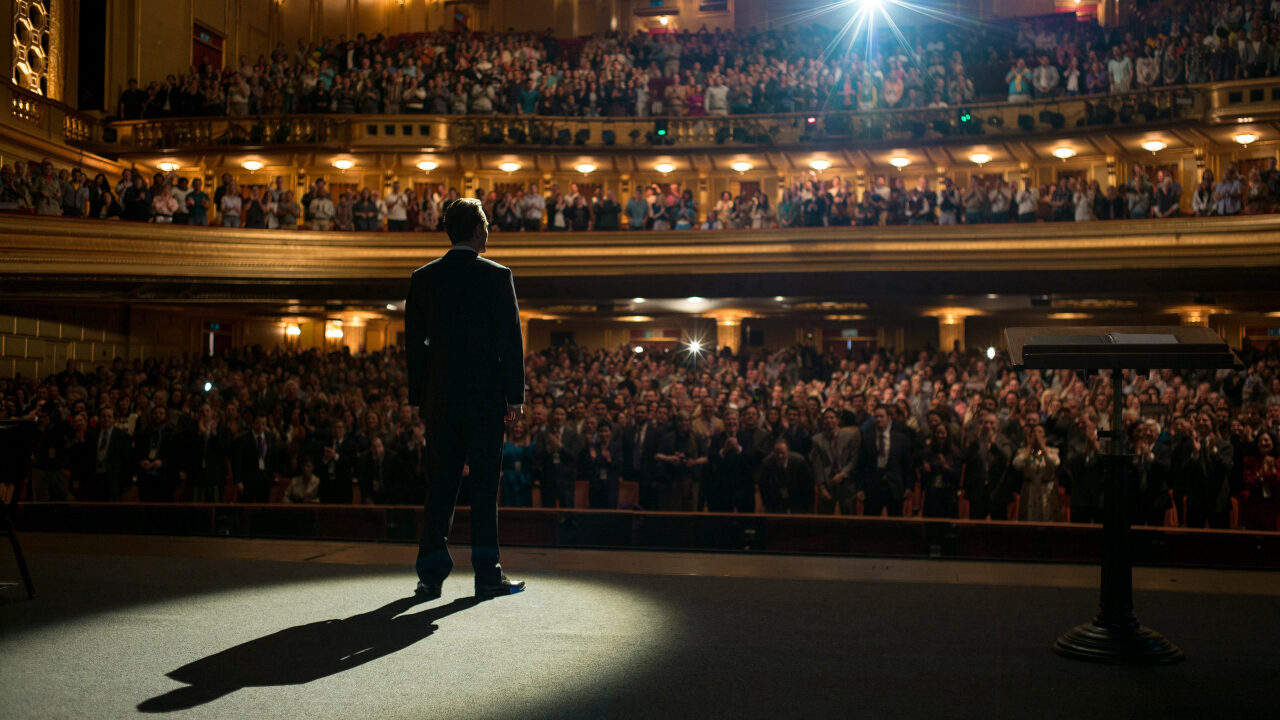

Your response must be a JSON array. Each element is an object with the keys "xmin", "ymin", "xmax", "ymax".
[
  {"xmin": 760, "ymin": 451, "xmax": 814, "ymax": 512},
  {"xmin": 133, "ymin": 423, "xmax": 180, "ymax": 485},
  {"xmin": 89, "ymin": 425, "xmax": 132, "ymax": 484},
  {"xmin": 533, "ymin": 425, "xmax": 583, "ymax": 486},
  {"xmin": 962, "ymin": 436, "xmax": 1014, "ymax": 507},
  {"xmin": 235, "ymin": 430, "xmax": 282, "ymax": 490},
  {"xmin": 317, "ymin": 433, "xmax": 359, "ymax": 504},
  {"xmin": 406, "ymin": 246, "xmax": 524, "ymax": 416},
  {"xmin": 855, "ymin": 427, "xmax": 914, "ymax": 500},
  {"xmin": 809, "ymin": 427, "xmax": 860, "ymax": 492},
  {"xmin": 621, "ymin": 421, "xmax": 659, "ymax": 481},
  {"xmin": 358, "ymin": 449, "xmax": 401, "ymax": 504}
]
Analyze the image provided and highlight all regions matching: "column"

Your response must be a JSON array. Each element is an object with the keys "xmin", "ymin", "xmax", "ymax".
[
  {"xmin": 1176, "ymin": 307, "xmax": 1211, "ymax": 327},
  {"xmin": 704, "ymin": 310, "xmax": 745, "ymax": 354},
  {"xmin": 519, "ymin": 311, "xmax": 533, "ymax": 355},
  {"xmin": 927, "ymin": 308, "xmax": 979, "ymax": 353}
]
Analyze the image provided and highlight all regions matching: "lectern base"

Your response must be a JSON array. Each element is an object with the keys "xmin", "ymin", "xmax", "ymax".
[{"xmin": 1053, "ymin": 621, "xmax": 1184, "ymax": 665}]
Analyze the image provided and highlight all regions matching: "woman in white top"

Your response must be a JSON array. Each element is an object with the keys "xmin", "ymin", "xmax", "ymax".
[
  {"xmin": 1015, "ymin": 180, "xmax": 1038, "ymax": 222},
  {"xmin": 284, "ymin": 458, "xmax": 321, "ymax": 503},
  {"xmin": 219, "ymin": 182, "xmax": 242, "ymax": 228},
  {"xmin": 151, "ymin": 186, "xmax": 179, "ymax": 223},
  {"xmin": 1073, "ymin": 179, "xmax": 1095, "ymax": 221},
  {"xmin": 1014, "ymin": 426, "xmax": 1061, "ymax": 522}
]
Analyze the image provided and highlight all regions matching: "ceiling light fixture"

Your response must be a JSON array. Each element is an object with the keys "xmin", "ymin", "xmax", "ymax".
[
  {"xmin": 809, "ymin": 159, "xmax": 832, "ymax": 171},
  {"xmin": 417, "ymin": 160, "xmax": 438, "ymax": 171},
  {"xmin": 655, "ymin": 162, "xmax": 676, "ymax": 174},
  {"xmin": 1051, "ymin": 147, "xmax": 1077, "ymax": 160},
  {"xmin": 1233, "ymin": 132, "xmax": 1259, "ymax": 147},
  {"xmin": 499, "ymin": 161, "xmax": 521, "ymax": 173},
  {"xmin": 731, "ymin": 161, "xmax": 753, "ymax": 173},
  {"xmin": 1141, "ymin": 140, "xmax": 1167, "ymax": 154},
  {"xmin": 332, "ymin": 159, "xmax": 354, "ymax": 170},
  {"xmin": 575, "ymin": 162, "xmax": 597, "ymax": 175},
  {"xmin": 157, "ymin": 161, "xmax": 179, "ymax": 173},
  {"xmin": 888, "ymin": 156, "xmax": 911, "ymax": 169},
  {"xmin": 969, "ymin": 152, "xmax": 992, "ymax": 166},
  {"xmin": 241, "ymin": 160, "xmax": 264, "ymax": 172}
]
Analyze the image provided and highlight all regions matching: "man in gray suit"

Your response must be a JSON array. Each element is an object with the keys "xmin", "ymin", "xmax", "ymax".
[
  {"xmin": 810, "ymin": 408, "xmax": 860, "ymax": 515},
  {"xmin": 406, "ymin": 197, "xmax": 526, "ymax": 600}
]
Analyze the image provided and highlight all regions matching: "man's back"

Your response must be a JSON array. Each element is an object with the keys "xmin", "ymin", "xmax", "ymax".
[{"xmin": 406, "ymin": 248, "xmax": 523, "ymax": 416}]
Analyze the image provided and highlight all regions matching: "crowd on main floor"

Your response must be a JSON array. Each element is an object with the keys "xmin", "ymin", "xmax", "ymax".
[
  {"xmin": 3, "ymin": 339, "xmax": 1278, "ymax": 531},
  {"xmin": 116, "ymin": 0, "xmax": 1280, "ymax": 121}
]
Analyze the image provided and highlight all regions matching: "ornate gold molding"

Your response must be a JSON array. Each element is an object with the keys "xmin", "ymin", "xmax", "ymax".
[{"xmin": 1, "ymin": 214, "xmax": 1279, "ymax": 281}]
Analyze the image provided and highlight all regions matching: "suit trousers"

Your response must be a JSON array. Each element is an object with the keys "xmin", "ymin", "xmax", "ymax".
[
  {"xmin": 418, "ymin": 406, "xmax": 504, "ymax": 584},
  {"xmin": 863, "ymin": 484, "xmax": 902, "ymax": 517}
]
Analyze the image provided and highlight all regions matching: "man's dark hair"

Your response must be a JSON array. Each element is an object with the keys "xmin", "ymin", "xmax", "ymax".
[{"xmin": 443, "ymin": 197, "xmax": 486, "ymax": 245}]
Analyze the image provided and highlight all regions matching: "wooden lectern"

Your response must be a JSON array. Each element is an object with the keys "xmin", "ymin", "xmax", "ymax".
[{"xmin": 1003, "ymin": 326, "xmax": 1242, "ymax": 665}]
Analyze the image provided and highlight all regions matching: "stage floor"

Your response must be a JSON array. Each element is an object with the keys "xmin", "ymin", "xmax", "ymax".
[{"xmin": 1, "ymin": 533, "xmax": 1276, "ymax": 719}]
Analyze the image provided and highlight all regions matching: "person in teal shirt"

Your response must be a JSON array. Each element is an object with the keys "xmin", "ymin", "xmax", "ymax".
[
  {"xmin": 1005, "ymin": 58, "xmax": 1032, "ymax": 103},
  {"xmin": 625, "ymin": 191, "xmax": 649, "ymax": 230},
  {"xmin": 500, "ymin": 422, "xmax": 535, "ymax": 507},
  {"xmin": 185, "ymin": 178, "xmax": 211, "ymax": 226}
]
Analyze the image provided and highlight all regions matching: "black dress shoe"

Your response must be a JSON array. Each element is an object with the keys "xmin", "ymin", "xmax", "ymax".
[
  {"xmin": 475, "ymin": 575, "xmax": 525, "ymax": 598},
  {"xmin": 415, "ymin": 581, "xmax": 442, "ymax": 600}
]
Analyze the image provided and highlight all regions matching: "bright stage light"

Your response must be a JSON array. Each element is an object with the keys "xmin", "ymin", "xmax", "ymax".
[
  {"xmin": 686, "ymin": 296, "xmax": 705, "ymax": 304},
  {"xmin": 203, "ymin": 382, "xmax": 213, "ymax": 392},
  {"xmin": 284, "ymin": 324, "xmax": 301, "ymax": 337},
  {"xmin": 986, "ymin": 346, "xmax": 996, "ymax": 360},
  {"xmin": 634, "ymin": 345, "xmax": 644, "ymax": 354},
  {"xmin": 688, "ymin": 340, "xmax": 703, "ymax": 353}
]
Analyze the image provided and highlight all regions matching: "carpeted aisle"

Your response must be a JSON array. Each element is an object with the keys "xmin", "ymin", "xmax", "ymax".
[{"xmin": 0, "ymin": 537, "xmax": 1275, "ymax": 719}]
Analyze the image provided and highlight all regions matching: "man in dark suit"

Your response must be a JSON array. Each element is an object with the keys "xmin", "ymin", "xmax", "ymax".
[
  {"xmin": 235, "ymin": 414, "xmax": 280, "ymax": 504},
  {"xmin": 134, "ymin": 405, "xmax": 179, "ymax": 502},
  {"xmin": 855, "ymin": 406, "xmax": 915, "ymax": 517},
  {"xmin": 358, "ymin": 436, "xmax": 400, "ymax": 505},
  {"xmin": 707, "ymin": 409, "xmax": 764, "ymax": 513},
  {"xmin": 532, "ymin": 405, "xmax": 583, "ymax": 508},
  {"xmin": 961, "ymin": 411, "xmax": 1014, "ymax": 520},
  {"xmin": 317, "ymin": 419, "xmax": 358, "ymax": 504},
  {"xmin": 759, "ymin": 438, "xmax": 814, "ymax": 513},
  {"xmin": 621, "ymin": 403, "xmax": 658, "ymax": 509},
  {"xmin": 89, "ymin": 407, "xmax": 132, "ymax": 501},
  {"xmin": 1061, "ymin": 413, "xmax": 1105, "ymax": 524},
  {"xmin": 406, "ymin": 197, "xmax": 525, "ymax": 600}
]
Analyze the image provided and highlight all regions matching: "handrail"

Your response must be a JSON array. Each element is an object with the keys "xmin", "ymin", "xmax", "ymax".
[{"xmin": 2, "ymin": 212, "xmax": 1279, "ymax": 281}]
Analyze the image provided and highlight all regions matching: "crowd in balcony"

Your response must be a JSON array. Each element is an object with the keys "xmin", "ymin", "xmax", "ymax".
[
  {"xmin": 4, "ymin": 338, "xmax": 1279, "ymax": 532},
  {"xmin": 3, "ymin": 157, "xmax": 1279, "ymax": 229},
  {"xmin": 114, "ymin": 1, "xmax": 1280, "ymax": 123}
]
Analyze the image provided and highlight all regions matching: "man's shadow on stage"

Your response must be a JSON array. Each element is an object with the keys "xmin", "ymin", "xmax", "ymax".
[{"xmin": 138, "ymin": 594, "xmax": 483, "ymax": 712}]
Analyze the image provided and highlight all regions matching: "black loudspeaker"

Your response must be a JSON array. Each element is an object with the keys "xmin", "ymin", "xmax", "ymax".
[
  {"xmin": 714, "ymin": 126, "xmax": 730, "ymax": 144},
  {"xmin": 555, "ymin": 129, "xmax": 571, "ymax": 145},
  {"xmin": 825, "ymin": 114, "xmax": 851, "ymax": 135},
  {"xmin": 905, "ymin": 120, "xmax": 925, "ymax": 138},
  {"xmin": 732, "ymin": 127, "xmax": 748, "ymax": 143},
  {"xmin": 1038, "ymin": 110, "xmax": 1065, "ymax": 129},
  {"xmin": 629, "ymin": 129, "xmax": 642, "ymax": 143},
  {"xmin": 574, "ymin": 129, "xmax": 590, "ymax": 145},
  {"xmin": 602, "ymin": 129, "xmax": 616, "ymax": 145},
  {"xmin": 932, "ymin": 119, "xmax": 952, "ymax": 135},
  {"xmin": 508, "ymin": 125, "xmax": 526, "ymax": 143},
  {"xmin": 1138, "ymin": 101, "xmax": 1158, "ymax": 121},
  {"xmin": 1017, "ymin": 114, "xmax": 1035, "ymax": 131}
]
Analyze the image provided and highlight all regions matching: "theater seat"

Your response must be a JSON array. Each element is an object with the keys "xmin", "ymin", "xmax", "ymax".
[
  {"xmin": 1231, "ymin": 496, "xmax": 1239, "ymax": 529},
  {"xmin": 574, "ymin": 480, "xmax": 590, "ymax": 509},
  {"xmin": 617, "ymin": 480, "xmax": 639, "ymax": 508},
  {"xmin": 957, "ymin": 491, "xmax": 970, "ymax": 520},
  {"xmin": 1006, "ymin": 493, "xmax": 1020, "ymax": 521},
  {"xmin": 1057, "ymin": 486, "xmax": 1070, "ymax": 523}
]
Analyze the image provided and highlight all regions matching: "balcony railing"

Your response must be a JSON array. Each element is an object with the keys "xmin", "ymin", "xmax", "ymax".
[
  {"xmin": 3, "ymin": 212, "xmax": 1278, "ymax": 283},
  {"xmin": 0, "ymin": 82, "xmax": 105, "ymax": 147},
  {"xmin": 100, "ymin": 78, "xmax": 1280, "ymax": 154}
]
